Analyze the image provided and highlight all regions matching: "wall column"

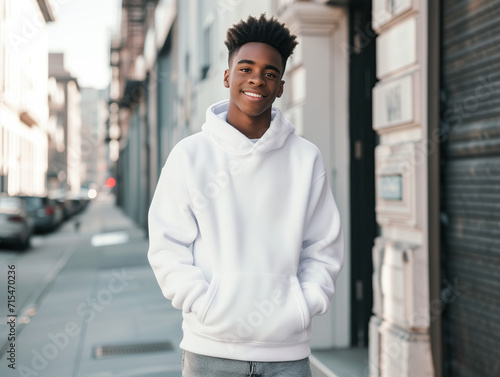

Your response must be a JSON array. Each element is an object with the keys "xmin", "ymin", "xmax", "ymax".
[
  {"xmin": 370, "ymin": 0, "xmax": 434, "ymax": 375},
  {"xmin": 280, "ymin": 1, "xmax": 351, "ymax": 348}
]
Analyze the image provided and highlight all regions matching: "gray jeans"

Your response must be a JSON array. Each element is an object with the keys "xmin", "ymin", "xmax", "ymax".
[{"xmin": 182, "ymin": 351, "xmax": 312, "ymax": 377}]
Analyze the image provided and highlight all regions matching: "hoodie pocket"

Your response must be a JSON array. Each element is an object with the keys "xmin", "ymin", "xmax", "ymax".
[
  {"xmin": 196, "ymin": 272, "xmax": 311, "ymax": 343},
  {"xmin": 196, "ymin": 274, "xmax": 221, "ymax": 323}
]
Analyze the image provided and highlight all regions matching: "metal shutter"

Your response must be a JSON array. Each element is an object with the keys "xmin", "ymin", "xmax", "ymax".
[{"xmin": 441, "ymin": 1, "xmax": 500, "ymax": 377}]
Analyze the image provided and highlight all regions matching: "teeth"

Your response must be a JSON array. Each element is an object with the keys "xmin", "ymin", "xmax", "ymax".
[{"xmin": 244, "ymin": 92, "xmax": 263, "ymax": 98}]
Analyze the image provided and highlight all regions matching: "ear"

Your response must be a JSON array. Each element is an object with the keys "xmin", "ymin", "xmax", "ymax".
[
  {"xmin": 276, "ymin": 80, "xmax": 285, "ymax": 98},
  {"xmin": 223, "ymin": 69, "xmax": 230, "ymax": 88}
]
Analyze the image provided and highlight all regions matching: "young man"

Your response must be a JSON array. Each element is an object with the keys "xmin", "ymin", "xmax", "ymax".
[{"xmin": 148, "ymin": 14, "xmax": 344, "ymax": 376}]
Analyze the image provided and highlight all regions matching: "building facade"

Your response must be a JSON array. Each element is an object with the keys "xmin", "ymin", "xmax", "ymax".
[
  {"xmin": 48, "ymin": 53, "xmax": 82, "ymax": 196},
  {"xmin": 370, "ymin": 0, "xmax": 436, "ymax": 375},
  {"xmin": 0, "ymin": 0, "xmax": 55, "ymax": 195},
  {"xmin": 80, "ymin": 87, "xmax": 108, "ymax": 191},
  {"xmin": 371, "ymin": 0, "xmax": 500, "ymax": 376},
  {"xmin": 110, "ymin": 0, "xmax": 500, "ymax": 376}
]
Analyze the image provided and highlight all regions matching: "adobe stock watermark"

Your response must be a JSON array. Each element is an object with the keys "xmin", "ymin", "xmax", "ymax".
[
  {"xmin": 341, "ymin": 334, "xmax": 408, "ymax": 377},
  {"xmin": 213, "ymin": 0, "xmax": 243, "ymax": 18},
  {"xmin": 412, "ymin": 277, "xmax": 469, "ymax": 329},
  {"xmin": 179, "ymin": 124, "xmax": 283, "ymax": 215},
  {"xmin": 233, "ymin": 289, "xmax": 283, "ymax": 339},
  {"xmin": 398, "ymin": 72, "xmax": 500, "ymax": 175},
  {"xmin": 339, "ymin": 0, "xmax": 410, "ymax": 59},
  {"xmin": 222, "ymin": 288, "xmax": 284, "ymax": 355},
  {"xmin": 7, "ymin": 0, "xmax": 74, "ymax": 53},
  {"xmin": 347, "ymin": 277, "xmax": 469, "ymax": 377},
  {"xmin": 188, "ymin": 115, "xmax": 288, "ymax": 213},
  {"xmin": 49, "ymin": 113, "xmax": 108, "ymax": 183},
  {"xmin": 181, "ymin": 136, "xmax": 283, "ymax": 214},
  {"xmin": 187, "ymin": 160, "xmax": 242, "ymax": 212},
  {"xmin": 16, "ymin": 269, "xmax": 134, "ymax": 377}
]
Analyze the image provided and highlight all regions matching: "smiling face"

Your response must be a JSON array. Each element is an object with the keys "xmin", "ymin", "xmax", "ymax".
[{"xmin": 224, "ymin": 42, "xmax": 285, "ymax": 135}]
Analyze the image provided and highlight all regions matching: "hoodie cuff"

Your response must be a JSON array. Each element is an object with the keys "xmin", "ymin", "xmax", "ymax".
[{"xmin": 302, "ymin": 286, "xmax": 327, "ymax": 318}]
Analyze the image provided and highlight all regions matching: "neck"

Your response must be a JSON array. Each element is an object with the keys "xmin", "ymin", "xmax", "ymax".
[{"xmin": 226, "ymin": 106, "xmax": 272, "ymax": 139}]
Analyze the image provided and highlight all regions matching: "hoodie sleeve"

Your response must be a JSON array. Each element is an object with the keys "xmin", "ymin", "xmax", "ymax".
[
  {"xmin": 298, "ymin": 167, "xmax": 344, "ymax": 319},
  {"xmin": 147, "ymin": 147, "xmax": 208, "ymax": 314}
]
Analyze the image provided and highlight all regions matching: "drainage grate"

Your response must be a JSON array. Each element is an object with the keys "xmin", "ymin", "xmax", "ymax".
[{"xmin": 93, "ymin": 341, "xmax": 173, "ymax": 358}]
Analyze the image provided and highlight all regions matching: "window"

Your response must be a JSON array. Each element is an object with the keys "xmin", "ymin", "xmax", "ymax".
[
  {"xmin": 200, "ymin": 24, "xmax": 212, "ymax": 80},
  {"xmin": 198, "ymin": 0, "xmax": 213, "ymax": 81}
]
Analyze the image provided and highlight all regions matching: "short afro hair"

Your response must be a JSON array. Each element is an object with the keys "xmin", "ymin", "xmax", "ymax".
[{"xmin": 225, "ymin": 14, "xmax": 298, "ymax": 73}]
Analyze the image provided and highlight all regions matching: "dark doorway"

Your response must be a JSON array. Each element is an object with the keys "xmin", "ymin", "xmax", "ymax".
[{"xmin": 348, "ymin": 0, "xmax": 377, "ymax": 347}]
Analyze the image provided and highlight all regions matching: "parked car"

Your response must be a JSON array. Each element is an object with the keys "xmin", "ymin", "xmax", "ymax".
[
  {"xmin": 49, "ymin": 192, "xmax": 72, "ymax": 221},
  {"xmin": 20, "ymin": 196, "xmax": 64, "ymax": 233},
  {"xmin": 0, "ymin": 195, "xmax": 35, "ymax": 250},
  {"xmin": 64, "ymin": 192, "xmax": 90, "ymax": 218},
  {"xmin": 61, "ymin": 197, "xmax": 80, "ymax": 219}
]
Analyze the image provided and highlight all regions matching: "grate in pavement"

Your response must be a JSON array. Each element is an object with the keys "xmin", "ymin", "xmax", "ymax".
[{"xmin": 93, "ymin": 341, "xmax": 174, "ymax": 358}]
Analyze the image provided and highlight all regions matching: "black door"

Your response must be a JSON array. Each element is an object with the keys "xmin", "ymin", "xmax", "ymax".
[
  {"xmin": 440, "ymin": 1, "xmax": 500, "ymax": 376},
  {"xmin": 349, "ymin": 0, "xmax": 377, "ymax": 347}
]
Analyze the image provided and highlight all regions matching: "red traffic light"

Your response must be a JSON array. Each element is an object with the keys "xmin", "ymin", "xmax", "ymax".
[{"xmin": 106, "ymin": 177, "xmax": 116, "ymax": 188}]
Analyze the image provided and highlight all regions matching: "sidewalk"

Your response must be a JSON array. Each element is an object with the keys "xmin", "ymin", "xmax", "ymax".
[
  {"xmin": 1, "ymin": 193, "xmax": 183, "ymax": 377},
  {"xmin": 1, "ymin": 193, "xmax": 364, "ymax": 377}
]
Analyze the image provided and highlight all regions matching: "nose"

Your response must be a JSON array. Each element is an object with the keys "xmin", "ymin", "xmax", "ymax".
[{"xmin": 248, "ymin": 72, "xmax": 265, "ymax": 86}]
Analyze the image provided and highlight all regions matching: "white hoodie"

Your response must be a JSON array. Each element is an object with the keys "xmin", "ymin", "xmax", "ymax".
[{"xmin": 148, "ymin": 99, "xmax": 344, "ymax": 362}]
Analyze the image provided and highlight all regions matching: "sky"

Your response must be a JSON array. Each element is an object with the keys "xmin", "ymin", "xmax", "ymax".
[{"xmin": 46, "ymin": 0, "xmax": 121, "ymax": 89}]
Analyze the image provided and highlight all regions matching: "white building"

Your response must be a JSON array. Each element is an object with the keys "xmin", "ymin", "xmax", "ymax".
[
  {"xmin": 79, "ymin": 87, "xmax": 108, "ymax": 191},
  {"xmin": 48, "ymin": 53, "xmax": 82, "ymax": 196},
  {"xmin": 0, "ymin": 0, "xmax": 55, "ymax": 195}
]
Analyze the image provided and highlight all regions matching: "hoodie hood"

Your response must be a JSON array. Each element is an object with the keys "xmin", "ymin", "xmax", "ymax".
[{"xmin": 202, "ymin": 99, "xmax": 295, "ymax": 155}]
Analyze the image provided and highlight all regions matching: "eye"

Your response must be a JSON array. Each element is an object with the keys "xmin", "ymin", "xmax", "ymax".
[
  {"xmin": 240, "ymin": 68, "xmax": 251, "ymax": 73},
  {"xmin": 265, "ymin": 72, "xmax": 277, "ymax": 78}
]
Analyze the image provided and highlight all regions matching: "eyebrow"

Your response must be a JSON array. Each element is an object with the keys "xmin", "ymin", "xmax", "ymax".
[{"xmin": 236, "ymin": 59, "xmax": 281, "ymax": 75}]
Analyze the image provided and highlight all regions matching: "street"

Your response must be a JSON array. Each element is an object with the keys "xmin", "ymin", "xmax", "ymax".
[{"xmin": 0, "ymin": 194, "xmax": 183, "ymax": 377}]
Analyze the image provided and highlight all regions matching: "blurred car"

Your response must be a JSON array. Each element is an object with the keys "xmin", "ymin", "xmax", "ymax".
[
  {"xmin": 20, "ymin": 196, "xmax": 64, "ymax": 233},
  {"xmin": 65, "ymin": 192, "xmax": 90, "ymax": 218},
  {"xmin": 0, "ymin": 195, "xmax": 35, "ymax": 249},
  {"xmin": 49, "ymin": 191, "xmax": 72, "ymax": 221},
  {"xmin": 60, "ymin": 197, "xmax": 80, "ymax": 219}
]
